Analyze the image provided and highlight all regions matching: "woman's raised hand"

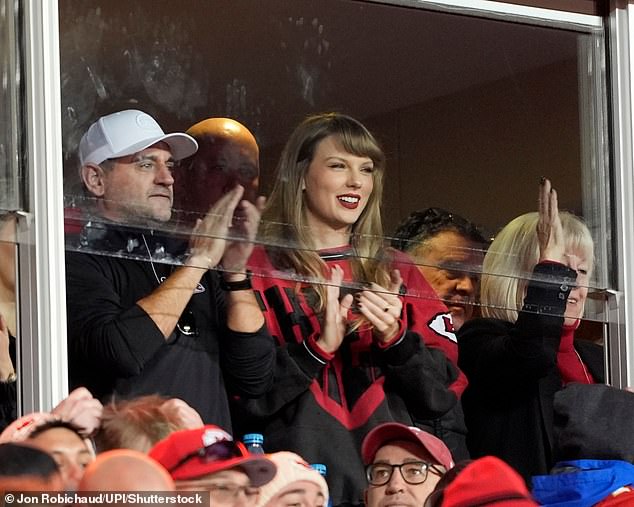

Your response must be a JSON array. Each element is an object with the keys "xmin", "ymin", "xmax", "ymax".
[
  {"xmin": 316, "ymin": 265, "xmax": 353, "ymax": 354},
  {"xmin": 356, "ymin": 269, "xmax": 404, "ymax": 344},
  {"xmin": 537, "ymin": 178, "xmax": 566, "ymax": 264}
]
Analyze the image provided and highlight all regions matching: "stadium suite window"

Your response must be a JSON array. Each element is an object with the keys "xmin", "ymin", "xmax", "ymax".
[{"xmin": 58, "ymin": 0, "xmax": 609, "ymax": 328}]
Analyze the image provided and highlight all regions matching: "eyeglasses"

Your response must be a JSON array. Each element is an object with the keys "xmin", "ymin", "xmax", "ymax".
[
  {"xmin": 168, "ymin": 440, "xmax": 246, "ymax": 474},
  {"xmin": 210, "ymin": 484, "xmax": 259, "ymax": 504},
  {"xmin": 177, "ymin": 308, "xmax": 198, "ymax": 336},
  {"xmin": 176, "ymin": 481, "xmax": 259, "ymax": 505},
  {"xmin": 366, "ymin": 461, "xmax": 445, "ymax": 486}
]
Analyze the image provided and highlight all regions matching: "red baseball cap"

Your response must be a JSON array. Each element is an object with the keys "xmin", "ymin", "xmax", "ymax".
[
  {"xmin": 149, "ymin": 425, "xmax": 276, "ymax": 486},
  {"xmin": 438, "ymin": 456, "xmax": 538, "ymax": 507},
  {"xmin": 361, "ymin": 423, "xmax": 454, "ymax": 470}
]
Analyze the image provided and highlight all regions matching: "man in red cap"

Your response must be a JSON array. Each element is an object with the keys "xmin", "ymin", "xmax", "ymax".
[
  {"xmin": 149, "ymin": 425, "xmax": 276, "ymax": 507},
  {"xmin": 361, "ymin": 422, "xmax": 454, "ymax": 507}
]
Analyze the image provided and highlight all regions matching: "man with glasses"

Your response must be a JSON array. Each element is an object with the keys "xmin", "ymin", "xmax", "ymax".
[
  {"xmin": 150, "ymin": 425, "xmax": 276, "ymax": 507},
  {"xmin": 65, "ymin": 110, "xmax": 275, "ymax": 429},
  {"xmin": 361, "ymin": 422, "xmax": 454, "ymax": 507}
]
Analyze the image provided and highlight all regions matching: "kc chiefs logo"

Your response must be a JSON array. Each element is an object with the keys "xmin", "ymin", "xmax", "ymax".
[{"xmin": 428, "ymin": 312, "xmax": 457, "ymax": 343}]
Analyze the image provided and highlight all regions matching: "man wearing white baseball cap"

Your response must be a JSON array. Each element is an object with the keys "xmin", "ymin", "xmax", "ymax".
[
  {"xmin": 362, "ymin": 422, "xmax": 454, "ymax": 507},
  {"xmin": 65, "ymin": 110, "xmax": 274, "ymax": 430}
]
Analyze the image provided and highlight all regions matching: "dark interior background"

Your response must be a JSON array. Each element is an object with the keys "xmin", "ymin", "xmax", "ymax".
[{"xmin": 59, "ymin": 0, "xmax": 587, "ymax": 240}]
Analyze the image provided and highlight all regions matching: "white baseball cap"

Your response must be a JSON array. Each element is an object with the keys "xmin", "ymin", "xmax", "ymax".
[{"xmin": 79, "ymin": 109, "xmax": 198, "ymax": 166}]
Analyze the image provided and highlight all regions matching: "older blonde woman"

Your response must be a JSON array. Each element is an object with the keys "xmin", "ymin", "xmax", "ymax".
[{"xmin": 457, "ymin": 178, "xmax": 604, "ymax": 483}]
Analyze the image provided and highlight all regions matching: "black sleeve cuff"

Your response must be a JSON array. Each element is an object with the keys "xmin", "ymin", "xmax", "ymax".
[
  {"xmin": 287, "ymin": 341, "xmax": 327, "ymax": 378},
  {"xmin": 522, "ymin": 262, "xmax": 576, "ymax": 316},
  {"xmin": 378, "ymin": 331, "xmax": 421, "ymax": 366}
]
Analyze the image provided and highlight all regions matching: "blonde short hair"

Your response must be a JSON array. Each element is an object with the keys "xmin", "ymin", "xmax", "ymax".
[{"xmin": 479, "ymin": 211, "xmax": 594, "ymax": 322}]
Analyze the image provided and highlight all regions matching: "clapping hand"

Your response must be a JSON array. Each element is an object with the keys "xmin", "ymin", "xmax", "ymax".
[
  {"xmin": 220, "ymin": 195, "xmax": 266, "ymax": 274},
  {"xmin": 186, "ymin": 185, "xmax": 245, "ymax": 270},
  {"xmin": 316, "ymin": 265, "xmax": 354, "ymax": 354},
  {"xmin": 355, "ymin": 269, "xmax": 404, "ymax": 344}
]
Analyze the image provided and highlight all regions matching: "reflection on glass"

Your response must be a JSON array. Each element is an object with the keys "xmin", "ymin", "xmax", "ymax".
[{"xmin": 1, "ymin": 0, "xmax": 21, "ymax": 212}]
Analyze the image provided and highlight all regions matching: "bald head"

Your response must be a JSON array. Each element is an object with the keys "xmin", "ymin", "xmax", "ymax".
[
  {"xmin": 174, "ymin": 118, "xmax": 259, "ymax": 218},
  {"xmin": 186, "ymin": 118, "xmax": 258, "ymax": 148},
  {"xmin": 78, "ymin": 449, "xmax": 174, "ymax": 491}
]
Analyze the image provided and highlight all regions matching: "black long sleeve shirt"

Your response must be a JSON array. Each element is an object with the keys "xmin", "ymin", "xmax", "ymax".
[{"xmin": 65, "ymin": 225, "xmax": 275, "ymax": 431}]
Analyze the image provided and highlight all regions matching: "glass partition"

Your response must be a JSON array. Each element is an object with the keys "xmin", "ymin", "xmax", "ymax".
[
  {"xmin": 59, "ymin": 0, "xmax": 609, "ymax": 334},
  {"xmin": 1, "ymin": 0, "xmax": 22, "ymax": 213}
]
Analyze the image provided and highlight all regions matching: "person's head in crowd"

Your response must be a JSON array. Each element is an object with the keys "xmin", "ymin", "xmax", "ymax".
[
  {"xmin": 27, "ymin": 420, "xmax": 93, "ymax": 492},
  {"xmin": 255, "ymin": 452, "xmax": 328, "ymax": 507},
  {"xmin": 78, "ymin": 449, "xmax": 174, "ymax": 491},
  {"xmin": 174, "ymin": 118, "xmax": 259, "ymax": 221},
  {"xmin": 479, "ymin": 211, "xmax": 593, "ymax": 327},
  {"xmin": 391, "ymin": 208, "xmax": 488, "ymax": 330},
  {"xmin": 149, "ymin": 425, "xmax": 276, "ymax": 507},
  {"xmin": 0, "ymin": 442, "xmax": 63, "ymax": 490},
  {"xmin": 362, "ymin": 422, "xmax": 454, "ymax": 507},
  {"xmin": 78, "ymin": 109, "xmax": 198, "ymax": 226},
  {"xmin": 424, "ymin": 456, "xmax": 538, "ymax": 507},
  {"xmin": 94, "ymin": 395, "xmax": 203, "ymax": 453}
]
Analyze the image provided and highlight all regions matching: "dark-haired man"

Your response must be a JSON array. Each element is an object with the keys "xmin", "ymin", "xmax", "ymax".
[
  {"xmin": 392, "ymin": 208, "xmax": 488, "ymax": 331},
  {"xmin": 27, "ymin": 420, "xmax": 92, "ymax": 491},
  {"xmin": 362, "ymin": 422, "xmax": 454, "ymax": 507}
]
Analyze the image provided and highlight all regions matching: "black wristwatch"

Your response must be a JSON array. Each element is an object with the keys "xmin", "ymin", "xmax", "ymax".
[{"xmin": 220, "ymin": 271, "xmax": 252, "ymax": 291}]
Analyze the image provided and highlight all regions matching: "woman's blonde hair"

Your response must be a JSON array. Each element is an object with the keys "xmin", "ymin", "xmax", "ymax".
[
  {"xmin": 479, "ymin": 211, "xmax": 594, "ymax": 322},
  {"xmin": 261, "ymin": 112, "xmax": 389, "ymax": 312}
]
